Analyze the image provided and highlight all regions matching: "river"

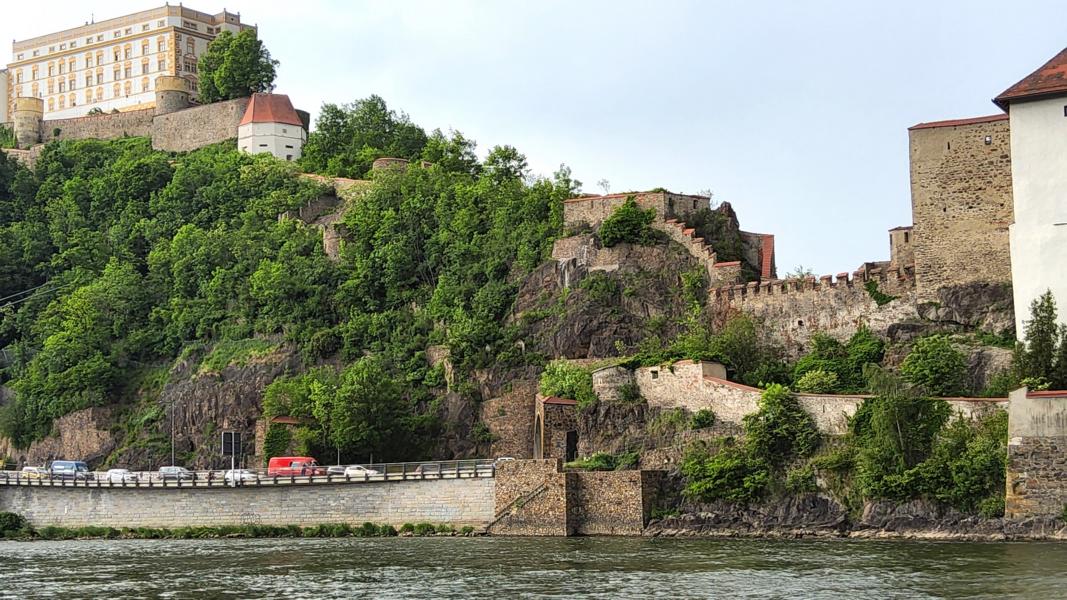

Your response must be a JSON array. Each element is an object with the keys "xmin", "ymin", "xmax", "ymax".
[{"xmin": 1, "ymin": 536, "xmax": 1064, "ymax": 599}]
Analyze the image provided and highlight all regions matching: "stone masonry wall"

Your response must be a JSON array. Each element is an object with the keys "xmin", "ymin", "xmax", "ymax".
[
  {"xmin": 481, "ymin": 379, "xmax": 538, "ymax": 459},
  {"xmin": 1005, "ymin": 388, "xmax": 1067, "ymax": 519},
  {"xmin": 151, "ymin": 97, "xmax": 250, "ymax": 152},
  {"xmin": 563, "ymin": 191, "xmax": 708, "ymax": 229},
  {"xmin": 713, "ymin": 268, "xmax": 918, "ymax": 358},
  {"xmin": 0, "ymin": 477, "xmax": 495, "ymax": 529},
  {"xmin": 633, "ymin": 360, "xmax": 1006, "ymax": 435},
  {"xmin": 42, "ymin": 109, "xmax": 154, "ymax": 143},
  {"xmin": 570, "ymin": 470, "xmax": 661, "ymax": 535},
  {"xmin": 909, "ymin": 117, "xmax": 1013, "ymax": 299}
]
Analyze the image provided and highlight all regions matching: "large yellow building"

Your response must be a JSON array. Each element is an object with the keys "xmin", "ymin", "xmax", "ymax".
[{"xmin": 4, "ymin": 4, "xmax": 253, "ymax": 120}]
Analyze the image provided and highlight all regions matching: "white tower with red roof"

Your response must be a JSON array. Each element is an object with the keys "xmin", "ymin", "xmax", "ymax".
[{"xmin": 237, "ymin": 92, "xmax": 306, "ymax": 161}]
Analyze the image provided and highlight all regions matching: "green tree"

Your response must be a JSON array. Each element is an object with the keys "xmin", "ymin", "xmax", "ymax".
[
  {"xmin": 198, "ymin": 29, "xmax": 279, "ymax": 103},
  {"xmin": 900, "ymin": 335, "xmax": 968, "ymax": 397},
  {"xmin": 1021, "ymin": 291, "xmax": 1060, "ymax": 383},
  {"xmin": 599, "ymin": 196, "xmax": 656, "ymax": 247}
]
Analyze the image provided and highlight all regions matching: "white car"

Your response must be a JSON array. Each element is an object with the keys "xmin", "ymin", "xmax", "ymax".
[
  {"xmin": 20, "ymin": 466, "xmax": 48, "ymax": 479},
  {"xmin": 223, "ymin": 469, "xmax": 258, "ymax": 483},
  {"xmin": 343, "ymin": 465, "xmax": 381, "ymax": 477},
  {"xmin": 105, "ymin": 468, "xmax": 138, "ymax": 483}
]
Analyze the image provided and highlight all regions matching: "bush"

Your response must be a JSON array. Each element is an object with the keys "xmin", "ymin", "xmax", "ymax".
[
  {"xmin": 399, "ymin": 523, "xmax": 415, "ymax": 534},
  {"xmin": 539, "ymin": 360, "xmax": 597, "ymax": 408},
  {"xmin": 413, "ymin": 523, "xmax": 436, "ymax": 536},
  {"xmin": 598, "ymin": 196, "xmax": 656, "ymax": 247},
  {"xmin": 785, "ymin": 465, "xmax": 818, "ymax": 494},
  {"xmin": 900, "ymin": 335, "xmax": 968, "ymax": 397},
  {"xmin": 795, "ymin": 369, "xmax": 839, "ymax": 394},
  {"xmin": 459, "ymin": 525, "xmax": 475, "ymax": 536},
  {"xmin": 690, "ymin": 409, "xmax": 716, "ymax": 429},
  {"xmin": 0, "ymin": 512, "xmax": 25, "ymax": 534},
  {"xmin": 792, "ymin": 328, "xmax": 883, "ymax": 393},
  {"xmin": 683, "ymin": 385, "xmax": 819, "ymax": 502}
]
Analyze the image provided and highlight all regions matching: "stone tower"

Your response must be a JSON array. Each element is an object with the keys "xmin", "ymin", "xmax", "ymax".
[
  {"xmin": 13, "ymin": 97, "xmax": 43, "ymax": 149},
  {"xmin": 154, "ymin": 76, "xmax": 191, "ymax": 115}
]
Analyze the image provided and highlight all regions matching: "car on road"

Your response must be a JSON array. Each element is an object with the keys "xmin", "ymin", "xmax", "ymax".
[
  {"xmin": 49, "ymin": 460, "xmax": 92, "ymax": 481},
  {"xmin": 159, "ymin": 466, "xmax": 194, "ymax": 481},
  {"xmin": 343, "ymin": 465, "xmax": 380, "ymax": 477},
  {"xmin": 105, "ymin": 468, "xmax": 138, "ymax": 483},
  {"xmin": 223, "ymin": 469, "xmax": 258, "ymax": 484},
  {"xmin": 20, "ymin": 466, "xmax": 47, "ymax": 479},
  {"xmin": 267, "ymin": 456, "xmax": 326, "ymax": 477}
]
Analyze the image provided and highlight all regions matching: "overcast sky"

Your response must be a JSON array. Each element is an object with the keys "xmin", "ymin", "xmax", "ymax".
[{"xmin": 3, "ymin": 1, "xmax": 1062, "ymax": 275}]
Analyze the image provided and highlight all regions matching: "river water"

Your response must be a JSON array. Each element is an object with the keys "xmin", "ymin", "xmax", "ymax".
[{"xmin": 1, "ymin": 536, "xmax": 1064, "ymax": 599}]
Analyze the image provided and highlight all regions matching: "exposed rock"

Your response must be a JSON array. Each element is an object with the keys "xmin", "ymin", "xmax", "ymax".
[
  {"xmin": 966, "ymin": 345, "xmax": 1013, "ymax": 393},
  {"xmin": 0, "ymin": 407, "xmax": 117, "ymax": 468},
  {"xmin": 917, "ymin": 282, "xmax": 1015, "ymax": 337}
]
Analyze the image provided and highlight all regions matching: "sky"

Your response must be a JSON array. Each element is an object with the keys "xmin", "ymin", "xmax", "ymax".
[{"xmin": 2, "ymin": 1, "xmax": 1063, "ymax": 275}]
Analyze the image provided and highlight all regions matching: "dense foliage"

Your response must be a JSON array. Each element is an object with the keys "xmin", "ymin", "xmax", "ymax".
[
  {"xmin": 598, "ymin": 196, "xmax": 657, "ymax": 247},
  {"xmin": 792, "ymin": 328, "xmax": 884, "ymax": 394},
  {"xmin": 985, "ymin": 290, "xmax": 1067, "ymax": 395},
  {"xmin": 0, "ymin": 100, "xmax": 577, "ymax": 454},
  {"xmin": 682, "ymin": 384, "xmax": 818, "ymax": 502},
  {"xmin": 198, "ymin": 29, "xmax": 279, "ymax": 103},
  {"xmin": 538, "ymin": 360, "xmax": 597, "ymax": 409},
  {"xmin": 899, "ymin": 335, "xmax": 968, "ymax": 397}
]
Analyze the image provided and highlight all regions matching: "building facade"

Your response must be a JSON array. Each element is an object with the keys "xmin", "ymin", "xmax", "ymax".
[
  {"xmin": 5, "ymin": 4, "xmax": 252, "ymax": 120},
  {"xmin": 994, "ymin": 48, "xmax": 1067, "ymax": 336},
  {"xmin": 0, "ymin": 69, "xmax": 8, "ymax": 123}
]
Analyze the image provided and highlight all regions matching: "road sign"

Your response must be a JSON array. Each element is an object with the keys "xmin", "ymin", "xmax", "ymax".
[{"xmin": 221, "ymin": 431, "xmax": 242, "ymax": 457}]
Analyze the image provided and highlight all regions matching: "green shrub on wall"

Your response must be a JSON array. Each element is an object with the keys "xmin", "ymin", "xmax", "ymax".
[
  {"xmin": 599, "ymin": 196, "xmax": 657, "ymax": 247},
  {"xmin": 539, "ymin": 360, "xmax": 596, "ymax": 408},
  {"xmin": 899, "ymin": 335, "xmax": 968, "ymax": 397},
  {"xmin": 262, "ymin": 424, "xmax": 292, "ymax": 466},
  {"xmin": 795, "ymin": 369, "xmax": 839, "ymax": 394}
]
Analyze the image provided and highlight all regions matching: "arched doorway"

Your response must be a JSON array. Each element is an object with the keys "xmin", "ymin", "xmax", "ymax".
[{"xmin": 565, "ymin": 431, "xmax": 578, "ymax": 462}]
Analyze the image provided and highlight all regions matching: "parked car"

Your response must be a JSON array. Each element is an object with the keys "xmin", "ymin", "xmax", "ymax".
[
  {"xmin": 494, "ymin": 457, "xmax": 515, "ymax": 467},
  {"xmin": 105, "ymin": 468, "xmax": 138, "ymax": 483},
  {"xmin": 223, "ymin": 469, "xmax": 258, "ymax": 484},
  {"xmin": 267, "ymin": 456, "xmax": 326, "ymax": 477},
  {"xmin": 343, "ymin": 465, "xmax": 380, "ymax": 477},
  {"xmin": 50, "ymin": 460, "xmax": 92, "ymax": 481},
  {"xmin": 326, "ymin": 465, "xmax": 346, "ymax": 476},
  {"xmin": 20, "ymin": 466, "xmax": 47, "ymax": 479},
  {"xmin": 159, "ymin": 466, "xmax": 194, "ymax": 481}
]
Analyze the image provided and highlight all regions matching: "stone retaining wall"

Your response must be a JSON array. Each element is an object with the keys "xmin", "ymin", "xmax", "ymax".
[
  {"xmin": 0, "ymin": 477, "xmax": 495, "ymax": 529},
  {"xmin": 1006, "ymin": 388, "xmax": 1067, "ymax": 519}
]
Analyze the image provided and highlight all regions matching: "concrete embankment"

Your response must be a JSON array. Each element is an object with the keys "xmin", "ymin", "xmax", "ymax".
[{"xmin": 0, "ymin": 478, "xmax": 495, "ymax": 529}]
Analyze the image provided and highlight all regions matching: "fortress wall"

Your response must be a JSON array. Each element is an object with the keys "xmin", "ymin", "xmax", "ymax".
[
  {"xmin": 151, "ymin": 97, "xmax": 249, "ymax": 152},
  {"xmin": 1006, "ymin": 389, "xmax": 1067, "ymax": 519},
  {"xmin": 909, "ymin": 117, "xmax": 1013, "ymax": 299},
  {"xmin": 563, "ymin": 192, "xmax": 709, "ymax": 229},
  {"xmin": 42, "ymin": 109, "xmax": 154, "ymax": 143},
  {"xmin": 0, "ymin": 477, "xmax": 495, "ymax": 529},
  {"xmin": 714, "ymin": 268, "xmax": 918, "ymax": 358}
]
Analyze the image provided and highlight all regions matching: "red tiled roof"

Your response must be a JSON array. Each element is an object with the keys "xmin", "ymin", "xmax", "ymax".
[
  {"xmin": 541, "ymin": 396, "xmax": 578, "ymax": 406},
  {"xmin": 908, "ymin": 114, "xmax": 1008, "ymax": 130},
  {"xmin": 888, "ymin": 225, "xmax": 913, "ymax": 232},
  {"xmin": 994, "ymin": 47, "xmax": 1067, "ymax": 110},
  {"xmin": 760, "ymin": 234, "xmax": 775, "ymax": 279},
  {"xmin": 270, "ymin": 416, "xmax": 302, "ymax": 425},
  {"xmin": 239, "ymin": 93, "xmax": 303, "ymax": 127}
]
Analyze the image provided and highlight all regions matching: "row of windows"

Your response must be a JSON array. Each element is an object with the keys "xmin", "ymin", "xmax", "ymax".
[
  {"xmin": 15, "ymin": 38, "xmax": 172, "ymax": 82},
  {"xmin": 19, "ymin": 60, "xmax": 167, "ymax": 95},
  {"xmin": 16, "ymin": 20, "xmax": 220, "ymax": 61},
  {"xmin": 44, "ymin": 77, "xmax": 153, "ymax": 112},
  {"xmin": 15, "ymin": 20, "xmax": 173, "ymax": 60}
]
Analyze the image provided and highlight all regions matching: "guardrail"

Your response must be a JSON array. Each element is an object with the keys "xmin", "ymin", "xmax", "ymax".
[{"xmin": 0, "ymin": 459, "xmax": 499, "ymax": 489}]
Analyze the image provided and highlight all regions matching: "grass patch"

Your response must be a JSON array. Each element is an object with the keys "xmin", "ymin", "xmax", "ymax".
[{"xmin": 198, "ymin": 338, "xmax": 280, "ymax": 375}]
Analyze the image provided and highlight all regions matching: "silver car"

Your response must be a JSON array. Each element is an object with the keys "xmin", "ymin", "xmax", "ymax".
[{"xmin": 105, "ymin": 468, "xmax": 138, "ymax": 483}]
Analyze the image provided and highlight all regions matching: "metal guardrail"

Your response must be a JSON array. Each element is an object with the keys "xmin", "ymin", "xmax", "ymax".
[{"xmin": 0, "ymin": 459, "xmax": 498, "ymax": 489}]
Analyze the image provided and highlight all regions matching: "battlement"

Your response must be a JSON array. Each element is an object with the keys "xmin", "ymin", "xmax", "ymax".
[{"xmin": 713, "ymin": 264, "xmax": 915, "ymax": 300}]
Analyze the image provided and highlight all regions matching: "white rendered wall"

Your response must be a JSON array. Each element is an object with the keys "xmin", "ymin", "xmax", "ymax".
[
  {"xmin": 238, "ymin": 121, "xmax": 306, "ymax": 161},
  {"xmin": 1008, "ymin": 97, "xmax": 1067, "ymax": 337},
  {"xmin": 0, "ymin": 71, "xmax": 8, "ymax": 122}
]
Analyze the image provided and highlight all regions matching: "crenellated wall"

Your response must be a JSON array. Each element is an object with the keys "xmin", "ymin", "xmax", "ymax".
[
  {"xmin": 563, "ymin": 191, "xmax": 709, "ymax": 229},
  {"xmin": 713, "ymin": 267, "xmax": 918, "ymax": 358}
]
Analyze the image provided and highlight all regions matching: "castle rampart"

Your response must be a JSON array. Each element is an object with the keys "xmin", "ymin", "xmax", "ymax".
[
  {"xmin": 563, "ymin": 191, "xmax": 709, "ymax": 229},
  {"xmin": 713, "ymin": 267, "xmax": 917, "ymax": 357}
]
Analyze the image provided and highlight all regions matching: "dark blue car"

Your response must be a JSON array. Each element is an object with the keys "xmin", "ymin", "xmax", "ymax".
[{"xmin": 49, "ymin": 460, "xmax": 92, "ymax": 481}]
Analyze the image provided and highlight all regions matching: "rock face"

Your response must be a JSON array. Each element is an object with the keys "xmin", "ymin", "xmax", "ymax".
[
  {"xmin": 915, "ymin": 282, "xmax": 1016, "ymax": 338},
  {"xmin": 513, "ymin": 238, "xmax": 697, "ymax": 360},
  {"xmin": 0, "ymin": 407, "xmax": 117, "ymax": 468}
]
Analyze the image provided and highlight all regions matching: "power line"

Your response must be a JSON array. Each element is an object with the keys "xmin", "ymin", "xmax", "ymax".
[
  {"xmin": 0, "ymin": 282, "xmax": 74, "ymax": 310},
  {"xmin": 0, "ymin": 280, "xmax": 59, "ymax": 303}
]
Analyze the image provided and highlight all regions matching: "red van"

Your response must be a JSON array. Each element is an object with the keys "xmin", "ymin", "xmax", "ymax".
[{"xmin": 267, "ymin": 456, "xmax": 326, "ymax": 477}]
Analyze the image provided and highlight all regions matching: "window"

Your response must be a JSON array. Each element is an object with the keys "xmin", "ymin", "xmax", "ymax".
[
  {"xmin": 286, "ymin": 155, "xmax": 293, "ymax": 161},
  {"xmin": 114, "ymin": 49, "xmax": 121, "ymax": 62},
  {"xmin": 184, "ymin": 61, "xmax": 197, "ymax": 73},
  {"xmin": 97, "ymin": 35, "xmax": 104, "ymax": 42},
  {"xmin": 142, "ymin": 41, "xmax": 149, "ymax": 55},
  {"xmin": 48, "ymin": 97, "xmax": 54, "ymax": 111},
  {"xmin": 58, "ymin": 81, "xmax": 65, "ymax": 93},
  {"xmin": 58, "ymin": 62, "xmax": 65, "ymax": 75},
  {"xmin": 186, "ymin": 39, "xmax": 195, "ymax": 54},
  {"xmin": 85, "ymin": 74, "xmax": 92, "ymax": 87},
  {"xmin": 125, "ymin": 28, "xmax": 132, "ymax": 35},
  {"xmin": 651, "ymin": 369, "xmax": 659, "ymax": 380},
  {"xmin": 96, "ymin": 86, "xmax": 103, "ymax": 100},
  {"xmin": 158, "ymin": 59, "xmax": 166, "ymax": 71},
  {"xmin": 141, "ymin": 62, "xmax": 149, "ymax": 75},
  {"xmin": 59, "ymin": 43, "xmax": 66, "ymax": 50},
  {"xmin": 96, "ymin": 51, "xmax": 103, "ymax": 65},
  {"xmin": 32, "ymin": 82, "xmax": 39, "ymax": 96},
  {"xmin": 142, "ymin": 24, "xmax": 150, "ymax": 32},
  {"xmin": 158, "ymin": 37, "xmax": 166, "ymax": 52},
  {"xmin": 48, "ymin": 64, "xmax": 54, "ymax": 76},
  {"xmin": 69, "ymin": 93, "xmax": 76, "ymax": 107},
  {"xmin": 124, "ymin": 46, "xmax": 132, "ymax": 60},
  {"xmin": 58, "ymin": 95, "xmax": 65, "ymax": 109},
  {"xmin": 259, "ymin": 143, "xmax": 268, "ymax": 147},
  {"xmin": 31, "ymin": 66, "xmax": 38, "ymax": 80},
  {"xmin": 68, "ymin": 59, "xmax": 75, "ymax": 72},
  {"xmin": 97, "ymin": 72, "xmax": 104, "ymax": 85},
  {"xmin": 33, "ymin": 50, "xmax": 39, "ymax": 57},
  {"xmin": 49, "ymin": 46, "xmax": 55, "ymax": 52},
  {"xmin": 157, "ymin": 20, "xmax": 164, "ymax": 27},
  {"xmin": 85, "ymin": 89, "xmax": 93, "ymax": 103},
  {"xmin": 113, "ymin": 83, "xmax": 120, "ymax": 98},
  {"xmin": 114, "ymin": 30, "xmax": 121, "ymax": 38},
  {"xmin": 16, "ymin": 71, "xmax": 22, "ymax": 83},
  {"xmin": 86, "ymin": 53, "xmax": 93, "ymax": 67},
  {"xmin": 285, "ymin": 145, "xmax": 294, "ymax": 149},
  {"xmin": 183, "ymin": 21, "xmax": 199, "ymax": 30},
  {"xmin": 124, "ymin": 66, "xmax": 132, "ymax": 78},
  {"xmin": 904, "ymin": 231, "xmax": 910, "ymax": 243},
  {"xmin": 69, "ymin": 77, "xmax": 75, "ymax": 90},
  {"xmin": 114, "ymin": 68, "xmax": 121, "ymax": 80},
  {"xmin": 86, "ymin": 38, "xmax": 92, "ymax": 45},
  {"xmin": 47, "ymin": 79, "xmax": 54, "ymax": 94},
  {"xmin": 16, "ymin": 53, "xmax": 23, "ymax": 60},
  {"xmin": 141, "ymin": 77, "xmax": 149, "ymax": 92},
  {"xmin": 124, "ymin": 81, "xmax": 131, "ymax": 96}
]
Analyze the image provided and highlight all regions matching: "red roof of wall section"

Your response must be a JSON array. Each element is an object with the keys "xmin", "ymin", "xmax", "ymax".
[
  {"xmin": 908, "ymin": 114, "xmax": 1008, "ymax": 130},
  {"xmin": 994, "ymin": 47, "xmax": 1067, "ymax": 110},
  {"xmin": 239, "ymin": 93, "xmax": 304, "ymax": 127},
  {"xmin": 541, "ymin": 397, "xmax": 578, "ymax": 406},
  {"xmin": 1027, "ymin": 390, "xmax": 1067, "ymax": 398}
]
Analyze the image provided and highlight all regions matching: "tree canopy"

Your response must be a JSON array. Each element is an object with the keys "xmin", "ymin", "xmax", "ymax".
[{"xmin": 198, "ymin": 29, "xmax": 279, "ymax": 103}]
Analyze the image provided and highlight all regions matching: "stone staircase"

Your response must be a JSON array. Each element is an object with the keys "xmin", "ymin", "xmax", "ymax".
[{"xmin": 658, "ymin": 219, "xmax": 742, "ymax": 286}]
